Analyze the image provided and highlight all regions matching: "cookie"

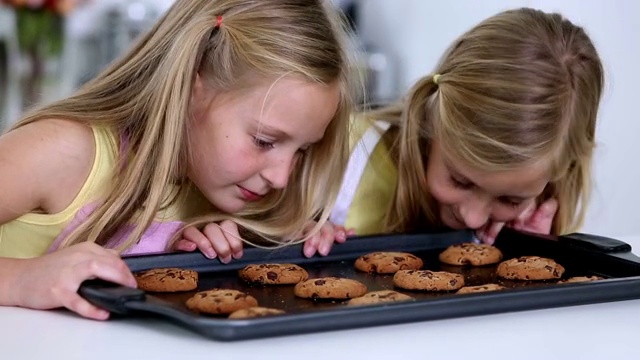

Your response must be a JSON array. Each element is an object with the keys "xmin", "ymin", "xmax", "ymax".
[
  {"xmin": 185, "ymin": 289, "xmax": 258, "ymax": 315},
  {"xmin": 293, "ymin": 277, "xmax": 367, "ymax": 300},
  {"xmin": 393, "ymin": 270, "xmax": 464, "ymax": 291},
  {"xmin": 456, "ymin": 283, "xmax": 505, "ymax": 294},
  {"xmin": 558, "ymin": 276, "xmax": 604, "ymax": 284},
  {"xmin": 354, "ymin": 252, "xmax": 424, "ymax": 274},
  {"xmin": 134, "ymin": 267, "xmax": 198, "ymax": 292},
  {"xmin": 438, "ymin": 243, "xmax": 503, "ymax": 266},
  {"xmin": 228, "ymin": 306, "xmax": 285, "ymax": 319},
  {"xmin": 496, "ymin": 256, "xmax": 565, "ymax": 280},
  {"xmin": 239, "ymin": 263, "xmax": 308, "ymax": 285},
  {"xmin": 347, "ymin": 290, "xmax": 414, "ymax": 306}
]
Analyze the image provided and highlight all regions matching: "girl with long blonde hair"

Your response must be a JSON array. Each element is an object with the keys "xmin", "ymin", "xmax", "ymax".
[
  {"xmin": 332, "ymin": 8, "xmax": 604, "ymax": 244},
  {"xmin": 0, "ymin": 0, "xmax": 358, "ymax": 319}
]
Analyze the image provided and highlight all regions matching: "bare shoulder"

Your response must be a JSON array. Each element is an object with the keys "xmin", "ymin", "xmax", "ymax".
[{"xmin": 0, "ymin": 119, "xmax": 96, "ymax": 220}]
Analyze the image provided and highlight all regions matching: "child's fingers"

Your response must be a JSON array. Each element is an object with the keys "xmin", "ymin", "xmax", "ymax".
[
  {"xmin": 477, "ymin": 221, "xmax": 504, "ymax": 245},
  {"xmin": 527, "ymin": 198, "xmax": 559, "ymax": 234},
  {"xmin": 219, "ymin": 220, "xmax": 244, "ymax": 260},
  {"xmin": 317, "ymin": 225, "xmax": 334, "ymax": 256},
  {"xmin": 303, "ymin": 236, "xmax": 320, "ymax": 258},
  {"xmin": 172, "ymin": 239, "xmax": 197, "ymax": 252},
  {"xmin": 202, "ymin": 223, "xmax": 231, "ymax": 263},
  {"xmin": 183, "ymin": 226, "xmax": 217, "ymax": 259},
  {"xmin": 65, "ymin": 295, "xmax": 111, "ymax": 320},
  {"xmin": 514, "ymin": 200, "xmax": 537, "ymax": 228}
]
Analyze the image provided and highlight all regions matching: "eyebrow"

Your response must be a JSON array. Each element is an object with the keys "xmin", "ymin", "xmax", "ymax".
[{"xmin": 254, "ymin": 121, "xmax": 290, "ymax": 139}]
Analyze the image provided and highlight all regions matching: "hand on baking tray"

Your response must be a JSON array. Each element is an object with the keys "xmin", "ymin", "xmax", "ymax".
[
  {"xmin": 171, "ymin": 221, "xmax": 243, "ymax": 263},
  {"xmin": 7, "ymin": 242, "xmax": 136, "ymax": 320},
  {"xmin": 475, "ymin": 198, "xmax": 559, "ymax": 244},
  {"xmin": 302, "ymin": 221, "xmax": 355, "ymax": 258}
]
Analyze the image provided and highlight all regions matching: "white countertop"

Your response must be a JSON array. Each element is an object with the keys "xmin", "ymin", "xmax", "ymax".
[{"xmin": 4, "ymin": 235, "xmax": 640, "ymax": 360}]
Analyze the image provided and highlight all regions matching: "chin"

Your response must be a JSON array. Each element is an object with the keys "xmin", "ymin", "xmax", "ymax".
[{"xmin": 209, "ymin": 197, "xmax": 246, "ymax": 214}]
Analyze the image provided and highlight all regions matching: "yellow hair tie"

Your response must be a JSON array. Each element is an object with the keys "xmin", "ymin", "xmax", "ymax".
[{"xmin": 433, "ymin": 74, "xmax": 441, "ymax": 85}]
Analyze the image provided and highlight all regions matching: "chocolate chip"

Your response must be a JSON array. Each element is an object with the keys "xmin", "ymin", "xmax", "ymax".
[
  {"xmin": 267, "ymin": 271, "xmax": 278, "ymax": 281},
  {"xmin": 314, "ymin": 279, "xmax": 326, "ymax": 285}
]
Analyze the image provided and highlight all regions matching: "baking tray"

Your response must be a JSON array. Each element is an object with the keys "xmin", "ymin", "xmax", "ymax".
[{"xmin": 79, "ymin": 228, "xmax": 640, "ymax": 341}]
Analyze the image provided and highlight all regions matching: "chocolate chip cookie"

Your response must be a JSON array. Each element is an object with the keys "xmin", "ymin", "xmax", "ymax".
[
  {"xmin": 228, "ymin": 306, "xmax": 285, "ymax": 319},
  {"xmin": 239, "ymin": 263, "xmax": 309, "ymax": 285},
  {"xmin": 456, "ymin": 283, "xmax": 505, "ymax": 294},
  {"xmin": 354, "ymin": 252, "xmax": 424, "ymax": 274},
  {"xmin": 393, "ymin": 270, "xmax": 465, "ymax": 291},
  {"xmin": 438, "ymin": 243, "xmax": 503, "ymax": 266},
  {"xmin": 134, "ymin": 267, "xmax": 198, "ymax": 292},
  {"xmin": 185, "ymin": 289, "xmax": 258, "ymax": 315},
  {"xmin": 293, "ymin": 277, "xmax": 368, "ymax": 300},
  {"xmin": 347, "ymin": 290, "xmax": 414, "ymax": 306},
  {"xmin": 496, "ymin": 256, "xmax": 565, "ymax": 280}
]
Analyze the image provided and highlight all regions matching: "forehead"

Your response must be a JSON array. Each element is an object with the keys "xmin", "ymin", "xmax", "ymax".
[
  {"xmin": 433, "ymin": 140, "xmax": 551, "ymax": 197},
  {"xmin": 253, "ymin": 76, "xmax": 340, "ymax": 137}
]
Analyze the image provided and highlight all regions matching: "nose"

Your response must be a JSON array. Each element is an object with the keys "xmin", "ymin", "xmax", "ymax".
[
  {"xmin": 458, "ymin": 195, "xmax": 491, "ymax": 230},
  {"xmin": 261, "ymin": 153, "xmax": 296, "ymax": 190}
]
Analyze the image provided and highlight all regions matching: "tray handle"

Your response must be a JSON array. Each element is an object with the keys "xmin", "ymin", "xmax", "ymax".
[
  {"xmin": 78, "ymin": 280, "xmax": 146, "ymax": 315},
  {"xmin": 559, "ymin": 232, "xmax": 632, "ymax": 253}
]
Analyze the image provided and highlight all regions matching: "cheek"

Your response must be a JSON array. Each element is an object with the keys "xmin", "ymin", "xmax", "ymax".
[{"xmin": 426, "ymin": 172, "xmax": 464, "ymax": 205}]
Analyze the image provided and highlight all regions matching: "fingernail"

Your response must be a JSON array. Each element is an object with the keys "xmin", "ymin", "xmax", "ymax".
[
  {"xmin": 346, "ymin": 229, "xmax": 356, "ymax": 236},
  {"xmin": 336, "ymin": 231, "xmax": 345, "ymax": 241},
  {"xmin": 220, "ymin": 256, "xmax": 231, "ymax": 264},
  {"xmin": 303, "ymin": 247, "xmax": 315, "ymax": 258},
  {"xmin": 319, "ymin": 244, "xmax": 330, "ymax": 256},
  {"xmin": 97, "ymin": 310, "xmax": 110, "ymax": 320},
  {"xmin": 232, "ymin": 251, "xmax": 243, "ymax": 259},
  {"xmin": 204, "ymin": 251, "xmax": 216, "ymax": 259}
]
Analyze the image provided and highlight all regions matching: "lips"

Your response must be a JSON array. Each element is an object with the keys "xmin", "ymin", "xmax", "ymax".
[{"xmin": 238, "ymin": 186, "xmax": 265, "ymax": 202}]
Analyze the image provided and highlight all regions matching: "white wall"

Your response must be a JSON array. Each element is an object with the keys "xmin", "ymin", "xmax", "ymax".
[{"xmin": 358, "ymin": 0, "xmax": 640, "ymax": 238}]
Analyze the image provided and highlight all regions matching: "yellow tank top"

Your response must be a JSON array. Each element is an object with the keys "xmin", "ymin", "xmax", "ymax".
[
  {"xmin": 0, "ymin": 126, "xmax": 211, "ymax": 258},
  {"xmin": 331, "ymin": 117, "xmax": 398, "ymax": 235},
  {"xmin": 0, "ymin": 126, "xmax": 118, "ymax": 258}
]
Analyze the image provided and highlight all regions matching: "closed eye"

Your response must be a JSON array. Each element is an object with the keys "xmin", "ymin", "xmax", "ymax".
[
  {"xmin": 498, "ymin": 197, "xmax": 524, "ymax": 209},
  {"xmin": 450, "ymin": 175, "xmax": 473, "ymax": 189},
  {"xmin": 253, "ymin": 136, "xmax": 275, "ymax": 149}
]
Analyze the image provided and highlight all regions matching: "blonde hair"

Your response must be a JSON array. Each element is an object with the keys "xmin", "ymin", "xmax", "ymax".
[
  {"xmin": 11, "ymin": 0, "xmax": 357, "ymax": 251},
  {"xmin": 373, "ymin": 8, "xmax": 604, "ymax": 235}
]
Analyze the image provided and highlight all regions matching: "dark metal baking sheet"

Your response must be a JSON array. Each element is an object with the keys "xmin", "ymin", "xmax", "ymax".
[{"xmin": 79, "ymin": 228, "xmax": 640, "ymax": 341}]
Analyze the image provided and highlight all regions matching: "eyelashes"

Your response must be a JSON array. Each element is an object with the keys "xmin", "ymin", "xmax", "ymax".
[
  {"xmin": 449, "ymin": 176, "xmax": 525, "ymax": 209},
  {"xmin": 450, "ymin": 175, "xmax": 473, "ymax": 189},
  {"xmin": 252, "ymin": 136, "xmax": 275, "ymax": 149},
  {"xmin": 252, "ymin": 135, "xmax": 313, "ymax": 156}
]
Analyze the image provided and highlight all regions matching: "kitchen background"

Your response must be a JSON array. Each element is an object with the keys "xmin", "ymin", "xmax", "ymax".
[{"xmin": 0, "ymin": 0, "xmax": 638, "ymax": 239}]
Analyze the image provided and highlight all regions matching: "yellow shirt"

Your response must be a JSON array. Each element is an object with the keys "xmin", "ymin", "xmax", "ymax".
[
  {"xmin": 0, "ymin": 126, "xmax": 210, "ymax": 258},
  {"xmin": 331, "ymin": 118, "xmax": 397, "ymax": 235},
  {"xmin": 0, "ymin": 126, "xmax": 117, "ymax": 258}
]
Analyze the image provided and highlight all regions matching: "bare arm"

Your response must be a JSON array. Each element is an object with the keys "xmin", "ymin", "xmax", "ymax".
[
  {"xmin": 0, "ymin": 119, "xmax": 96, "ymax": 223},
  {"xmin": 0, "ymin": 120, "xmax": 136, "ymax": 319}
]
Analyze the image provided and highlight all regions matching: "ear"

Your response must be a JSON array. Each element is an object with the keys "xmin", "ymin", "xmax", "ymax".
[{"xmin": 191, "ymin": 73, "xmax": 205, "ymax": 103}]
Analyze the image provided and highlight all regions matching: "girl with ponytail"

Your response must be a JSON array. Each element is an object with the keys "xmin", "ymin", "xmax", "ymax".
[
  {"xmin": 0, "ymin": 0, "xmax": 358, "ymax": 319},
  {"xmin": 332, "ymin": 8, "xmax": 604, "ymax": 245}
]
